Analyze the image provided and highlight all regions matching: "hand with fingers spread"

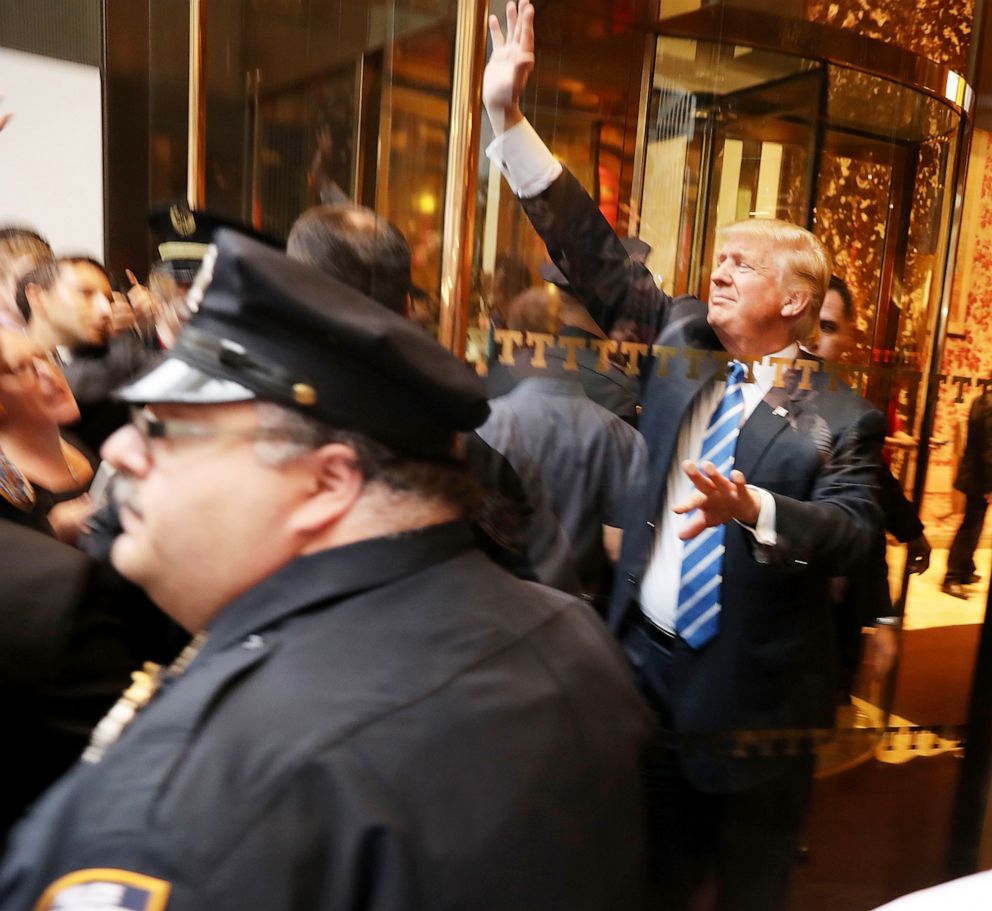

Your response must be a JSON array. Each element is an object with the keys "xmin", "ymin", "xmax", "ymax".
[
  {"xmin": 483, "ymin": 0, "xmax": 536, "ymax": 133},
  {"xmin": 673, "ymin": 460, "xmax": 761, "ymax": 540}
]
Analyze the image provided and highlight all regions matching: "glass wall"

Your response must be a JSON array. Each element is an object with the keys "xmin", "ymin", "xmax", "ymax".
[
  {"xmin": 146, "ymin": 0, "xmax": 458, "ymax": 313},
  {"xmin": 140, "ymin": 1, "xmax": 992, "ymax": 906},
  {"xmin": 468, "ymin": 8, "xmax": 976, "ymax": 909}
]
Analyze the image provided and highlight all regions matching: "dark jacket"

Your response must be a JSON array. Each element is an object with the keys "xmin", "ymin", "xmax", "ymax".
[
  {"xmin": 954, "ymin": 391, "xmax": 992, "ymax": 496},
  {"xmin": 0, "ymin": 522, "xmax": 650, "ymax": 911},
  {"xmin": 0, "ymin": 519, "xmax": 179, "ymax": 845}
]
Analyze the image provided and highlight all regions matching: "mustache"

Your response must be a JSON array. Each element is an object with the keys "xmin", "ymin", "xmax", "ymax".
[{"xmin": 112, "ymin": 474, "xmax": 143, "ymax": 519}]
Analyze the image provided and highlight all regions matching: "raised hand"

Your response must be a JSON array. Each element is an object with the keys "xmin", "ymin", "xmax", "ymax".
[
  {"xmin": 483, "ymin": 1, "xmax": 535, "ymax": 133},
  {"xmin": 673, "ymin": 460, "xmax": 760, "ymax": 540}
]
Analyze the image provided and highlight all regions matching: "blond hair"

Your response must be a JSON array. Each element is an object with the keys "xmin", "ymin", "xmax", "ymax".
[{"xmin": 718, "ymin": 219, "xmax": 831, "ymax": 340}]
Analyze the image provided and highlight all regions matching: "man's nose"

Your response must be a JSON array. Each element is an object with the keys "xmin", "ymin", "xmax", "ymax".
[
  {"xmin": 101, "ymin": 423, "xmax": 152, "ymax": 477},
  {"xmin": 711, "ymin": 261, "xmax": 732, "ymax": 284}
]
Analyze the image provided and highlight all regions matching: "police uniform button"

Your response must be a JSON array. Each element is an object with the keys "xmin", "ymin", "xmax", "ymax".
[{"xmin": 243, "ymin": 634, "xmax": 264, "ymax": 650}]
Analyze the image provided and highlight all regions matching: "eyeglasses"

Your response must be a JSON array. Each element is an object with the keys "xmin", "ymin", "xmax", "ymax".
[{"xmin": 129, "ymin": 407, "xmax": 312, "ymax": 450}]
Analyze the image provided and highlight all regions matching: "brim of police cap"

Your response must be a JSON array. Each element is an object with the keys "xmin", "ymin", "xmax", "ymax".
[{"xmin": 116, "ymin": 355, "xmax": 256, "ymax": 405}]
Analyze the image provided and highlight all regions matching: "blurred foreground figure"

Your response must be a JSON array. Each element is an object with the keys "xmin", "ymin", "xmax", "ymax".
[
  {"xmin": 0, "ymin": 327, "xmax": 92, "ymax": 535},
  {"xmin": 0, "ymin": 230, "xmax": 649, "ymax": 911}
]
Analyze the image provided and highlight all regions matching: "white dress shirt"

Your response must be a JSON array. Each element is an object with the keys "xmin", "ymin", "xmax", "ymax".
[
  {"xmin": 638, "ymin": 354, "xmax": 792, "ymax": 632},
  {"xmin": 487, "ymin": 117, "xmax": 790, "ymax": 632}
]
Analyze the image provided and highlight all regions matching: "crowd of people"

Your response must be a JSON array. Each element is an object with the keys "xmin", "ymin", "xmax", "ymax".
[{"xmin": 1, "ymin": 3, "xmax": 974, "ymax": 909}]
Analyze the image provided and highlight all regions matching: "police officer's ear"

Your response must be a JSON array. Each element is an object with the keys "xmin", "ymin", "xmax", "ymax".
[{"xmin": 287, "ymin": 442, "xmax": 366, "ymax": 537}]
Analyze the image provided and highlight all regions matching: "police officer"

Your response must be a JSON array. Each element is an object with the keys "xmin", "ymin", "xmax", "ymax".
[{"xmin": 0, "ymin": 230, "xmax": 650, "ymax": 911}]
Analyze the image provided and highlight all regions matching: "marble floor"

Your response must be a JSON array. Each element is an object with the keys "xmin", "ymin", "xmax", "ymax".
[{"xmin": 896, "ymin": 546, "xmax": 989, "ymax": 631}]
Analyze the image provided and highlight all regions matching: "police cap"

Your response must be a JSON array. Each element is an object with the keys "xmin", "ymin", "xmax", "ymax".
[
  {"xmin": 118, "ymin": 229, "xmax": 490, "ymax": 457},
  {"xmin": 148, "ymin": 202, "xmax": 283, "ymax": 285}
]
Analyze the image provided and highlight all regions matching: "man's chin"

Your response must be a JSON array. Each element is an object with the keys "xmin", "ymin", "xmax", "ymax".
[{"xmin": 109, "ymin": 533, "xmax": 146, "ymax": 585}]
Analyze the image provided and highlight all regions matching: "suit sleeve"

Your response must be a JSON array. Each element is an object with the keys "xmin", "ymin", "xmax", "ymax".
[
  {"xmin": 520, "ymin": 169, "xmax": 671, "ymax": 344},
  {"xmin": 879, "ymin": 465, "xmax": 923, "ymax": 543},
  {"xmin": 757, "ymin": 406, "xmax": 887, "ymax": 575}
]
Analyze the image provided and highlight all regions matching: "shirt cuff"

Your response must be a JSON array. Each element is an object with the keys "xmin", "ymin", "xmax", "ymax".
[
  {"xmin": 735, "ymin": 486, "xmax": 777, "ymax": 545},
  {"xmin": 485, "ymin": 118, "xmax": 563, "ymax": 198}
]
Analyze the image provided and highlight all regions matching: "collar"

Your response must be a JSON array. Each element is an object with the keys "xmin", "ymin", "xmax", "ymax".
[
  {"xmin": 747, "ymin": 342, "xmax": 800, "ymax": 396},
  {"xmin": 201, "ymin": 520, "xmax": 476, "ymax": 655}
]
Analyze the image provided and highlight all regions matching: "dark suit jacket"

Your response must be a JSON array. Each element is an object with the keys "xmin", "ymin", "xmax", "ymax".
[
  {"xmin": 521, "ymin": 169, "xmax": 886, "ymax": 790},
  {"xmin": 954, "ymin": 391, "xmax": 992, "ymax": 496}
]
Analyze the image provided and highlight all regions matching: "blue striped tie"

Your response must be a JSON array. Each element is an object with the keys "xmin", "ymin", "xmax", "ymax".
[{"xmin": 676, "ymin": 360, "xmax": 747, "ymax": 649}]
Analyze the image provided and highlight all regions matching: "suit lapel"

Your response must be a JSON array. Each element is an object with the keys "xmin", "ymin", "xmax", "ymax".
[
  {"xmin": 643, "ymin": 347, "xmax": 720, "ymax": 493},
  {"xmin": 735, "ymin": 369, "xmax": 812, "ymax": 479}
]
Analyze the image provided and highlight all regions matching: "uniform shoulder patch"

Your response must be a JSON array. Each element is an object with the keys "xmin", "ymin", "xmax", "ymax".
[{"xmin": 34, "ymin": 869, "xmax": 171, "ymax": 911}]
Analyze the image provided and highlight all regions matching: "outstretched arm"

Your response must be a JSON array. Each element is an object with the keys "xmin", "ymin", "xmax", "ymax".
[{"xmin": 482, "ymin": 3, "xmax": 669, "ymax": 341}]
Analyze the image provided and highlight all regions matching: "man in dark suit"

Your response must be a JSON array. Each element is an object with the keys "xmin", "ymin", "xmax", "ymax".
[
  {"xmin": 943, "ymin": 388, "xmax": 992, "ymax": 597},
  {"xmin": 484, "ymin": 4, "xmax": 885, "ymax": 908}
]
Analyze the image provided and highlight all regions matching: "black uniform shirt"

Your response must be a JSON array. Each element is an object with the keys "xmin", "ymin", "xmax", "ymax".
[{"xmin": 0, "ymin": 521, "xmax": 649, "ymax": 911}]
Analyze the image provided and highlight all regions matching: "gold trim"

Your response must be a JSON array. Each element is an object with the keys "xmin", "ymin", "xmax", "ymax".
[
  {"xmin": 158, "ymin": 241, "xmax": 208, "ymax": 262},
  {"xmin": 292, "ymin": 383, "xmax": 317, "ymax": 406},
  {"xmin": 35, "ymin": 868, "xmax": 171, "ymax": 911},
  {"xmin": 437, "ymin": 0, "xmax": 490, "ymax": 357},
  {"xmin": 629, "ymin": 30, "xmax": 658, "ymax": 231},
  {"xmin": 187, "ymin": 0, "xmax": 206, "ymax": 207}
]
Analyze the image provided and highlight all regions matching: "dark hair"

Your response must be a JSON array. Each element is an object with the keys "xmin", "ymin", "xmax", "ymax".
[
  {"xmin": 254, "ymin": 402, "xmax": 481, "ymax": 514},
  {"xmin": 286, "ymin": 204, "xmax": 411, "ymax": 315},
  {"xmin": 14, "ymin": 260, "xmax": 59, "ymax": 322},
  {"xmin": 827, "ymin": 275, "xmax": 855, "ymax": 322}
]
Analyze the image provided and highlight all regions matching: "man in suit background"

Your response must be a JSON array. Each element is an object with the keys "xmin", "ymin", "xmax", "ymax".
[
  {"xmin": 483, "ymin": 4, "xmax": 886, "ymax": 908},
  {"xmin": 943, "ymin": 387, "xmax": 992, "ymax": 598}
]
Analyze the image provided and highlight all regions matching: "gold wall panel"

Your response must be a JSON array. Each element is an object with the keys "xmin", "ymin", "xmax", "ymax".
[{"xmin": 806, "ymin": 0, "xmax": 974, "ymax": 73}]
